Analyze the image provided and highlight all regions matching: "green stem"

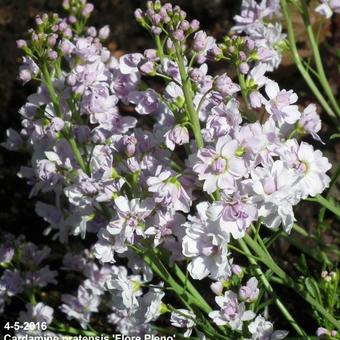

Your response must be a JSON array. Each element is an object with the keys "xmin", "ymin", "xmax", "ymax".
[
  {"xmin": 174, "ymin": 42, "xmax": 204, "ymax": 149},
  {"xmin": 237, "ymin": 70, "xmax": 257, "ymax": 122},
  {"xmin": 300, "ymin": 1, "xmax": 340, "ymax": 117},
  {"xmin": 155, "ymin": 35, "xmax": 164, "ymax": 63},
  {"xmin": 280, "ymin": 0, "xmax": 338, "ymax": 122},
  {"xmin": 305, "ymin": 195, "xmax": 340, "ymax": 217}
]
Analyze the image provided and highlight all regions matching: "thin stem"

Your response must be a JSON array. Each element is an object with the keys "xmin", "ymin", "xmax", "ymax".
[
  {"xmin": 280, "ymin": 0, "xmax": 338, "ymax": 122},
  {"xmin": 300, "ymin": 1, "xmax": 340, "ymax": 117},
  {"xmin": 243, "ymin": 234, "xmax": 340, "ymax": 330},
  {"xmin": 238, "ymin": 239, "xmax": 309, "ymax": 338},
  {"xmin": 174, "ymin": 42, "xmax": 204, "ymax": 149},
  {"xmin": 155, "ymin": 35, "xmax": 164, "ymax": 63},
  {"xmin": 305, "ymin": 195, "xmax": 340, "ymax": 217}
]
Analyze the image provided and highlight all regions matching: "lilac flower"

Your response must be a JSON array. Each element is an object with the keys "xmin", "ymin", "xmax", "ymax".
[
  {"xmin": 62, "ymin": 253, "xmax": 86, "ymax": 272},
  {"xmin": 107, "ymin": 196, "xmax": 154, "ymax": 246},
  {"xmin": 81, "ymin": 84, "xmax": 118, "ymax": 124},
  {"xmin": 2, "ymin": 128, "xmax": 23, "ymax": 151},
  {"xmin": 164, "ymin": 125, "xmax": 189, "ymax": 150},
  {"xmin": 193, "ymin": 136, "xmax": 247, "ymax": 194},
  {"xmin": 0, "ymin": 270, "xmax": 23, "ymax": 296},
  {"xmin": 19, "ymin": 302, "xmax": 54, "ymax": 325},
  {"xmin": 315, "ymin": 0, "xmax": 340, "ymax": 18},
  {"xmin": 204, "ymin": 99, "xmax": 242, "ymax": 140},
  {"xmin": 214, "ymin": 74, "xmax": 241, "ymax": 96},
  {"xmin": 147, "ymin": 167, "xmax": 192, "ymax": 213},
  {"xmin": 298, "ymin": 104, "xmax": 323, "ymax": 142},
  {"xmin": 19, "ymin": 57, "xmax": 39, "ymax": 84},
  {"xmin": 61, "ymin": 285, "xmax": 100, "ymax": 329},
  {"xmin": 208, "ymin": 192, "xmax": 257, "ymax": 239},
  {"xmin": 145, "ymin": 210, "xmax": 186, "ymax": 247},
  {"xmin": 83, "ymin": 262, "xmax": 114, "ymax": 295},
  {"xmin": 120, "ymin": 53, "xmax": 143, "ymax": 74},
  {"xmin": 182, "ymin": 202, "xmax": 232, "ymax": 280},
  {"xmin": 209, "ymin": 290, "xmax": 255, "ymax": 330},
  {"xmin": 128, "ymin": 89, "xmax": 160, "ymax": 115},
  {"xmin": 26, "ymin": 265, "xmax": 58, "ymax": 287},
  {"xmin": 264, "ymin": 81, "xmax": 301, "ymax": 125},
  {"xmin": 248, "ymin": 315, "xmax": 288, "ymax": 340},
  {"xmin": 239, "ymin": 277, "xmax": 259, "ymax": 302},
  {"xmin": 170, "ymin": 309, "xmax": 196, "ymax": 338},
  {"xmin": 0, "ymin": 244, "xmax": 14, "ymax": 265}
]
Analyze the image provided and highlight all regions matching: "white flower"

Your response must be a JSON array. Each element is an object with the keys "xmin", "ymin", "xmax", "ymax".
[
  {"xmin": 106, "ymin": 265, "xmax": 144, "ymax": 309},
  {"xmin": 264, "ymin": 81, "xmax": 301, "ymax": 125},
  {"xmin": 182, "ymin": 202, "xmax": 232, "ymax": 280},
  {"xmin": 170, "ymin": 309, "xmax": 196, "ymax": 338},
  {"xmin": 147, "ymin": 167, "xmax": 192, "ymax": 213},
  {"xmin": 245, "ymin": 160, "xmax": 300, "ymax": 232},
  {"xmin": 107, "ymin": 196, "xmax": 154, "ymax": 245},
  {"xmin": 239, "ymin": 277, "xmax": 259, "ymax": 302},
  {"xmin": 247, "ymin": 315, "xmax": 288, "ymax": 340},
  {"xmin": 209, "ymin": 291, "xmax": 255, "ymax": 330},
  {"xmin": 208, "ymin": 192, "xmax": 257, "ymax": 239},
  {"xmin": 281, "ymin": 140, "xmax": 331, "ymax": 198},
  {"xmin": 193, "ymin": 136, "xmax": 247, "ymax": 194}
]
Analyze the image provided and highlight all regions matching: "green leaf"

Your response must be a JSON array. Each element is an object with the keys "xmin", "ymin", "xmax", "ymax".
[
  {"xmin": 330, "ymin": 133, "xmax": 340, "ymax": 140},
  {"xmin": 304, "ymin": 278, "xmax": 323, "ymax": 305}
]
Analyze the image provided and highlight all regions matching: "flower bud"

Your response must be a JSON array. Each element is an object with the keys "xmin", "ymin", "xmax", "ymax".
[
  {"xmin": 82, "ymin": 3, "xmax": 94, "ymax": 17},
  {"xmin": 172, "ymin": 29, "xmax": 185, "ymax": 41},
  {"xmin": 249, "ymin": 91, "xmax": 262, "ymax": 108},
  {"xmin": 66, "ymin": 73, "xmax": 77, "ymax": 86},
  {"xmin": 134, "ymin": 8, "xmax": 143, "ymax": 22},
  {"xmin": 68, "ymin": 15, "xmax": 77, "ymax": 24},
  {"xmin": 19, "ymin": 69, "xmax": 32, "ymax": 84},
  {"xmin": 193, "ymin": 31, "xmax": 207, "ymax": 52},
  {"xmin": 47, "ymin": 34, "xmax": 57, "ymax": 47},
  {"xmin": 144, "ymin": 49, "xmax": 157, "ymax": 61},
  {"xmin": 190, "ymin": 19, "xmax": 200, "ymax": 32},
  {"xmin": 232, "ymin": 265, "xmax": 242, "ymax": 276},
  {"xmin": 139, "ymin": 61, "xmax": 155, "ymax": 75},
  {"xmin": 180, "ymin": 20, "xmax": 190, "ymax": 31},
  {"xmin": 98, "ymin": 25, "xmax": 110, "ymax": 40},
  {"xmin": 239, "ymin": 62, "xmax": 249, "ymax": 74},
  {"xmin": 48, "ymin": 50, "xmax": 58, "ymax": 60},
  {"xmin": 60, "ymin": 39, "xmax": 74, "ymax": 54},
  {"xmin": 210, "ymin": 281, "xmax": 223, "ymax": 295},
  {"xmin": 151, "ymin": 26, "xmax": 162, "ymax": 35},
  {"xmin": 16, "ymin": 39, "xmax": 27, "ymax": 49},
  {"xmin": 122, "ymin": 135, "xmax": 138, "ymax": 157},
  {"xmin": 87, "ymin": 26, "xmax": 97, "ymax": 37}
]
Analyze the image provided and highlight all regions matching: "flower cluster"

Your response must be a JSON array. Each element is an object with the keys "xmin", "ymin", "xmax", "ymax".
[{"xmin": 2, "ymin": 0, "xmax": 336, "ymax": 338}]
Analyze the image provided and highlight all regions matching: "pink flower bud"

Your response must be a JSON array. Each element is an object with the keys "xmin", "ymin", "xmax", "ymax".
[
  {"xmin": 98, "ymin": 25, "xmax": 110, "ymax": 40},
  {"xmin": 16, "ymin": 40, "xmax": 27, "ymax": 49},
  {"xmin": 172, "ymin": 29, "xmax": 185, "ymax": 41},
  {"xmin": 232, "ymin": 265, "xmax": 242, "ymax": 276},
  {"xmin": 82, "ymin": 3, "xmax": 94, "ymax": 17},
  {"xmin": 87, "ymin": 26, "xmax": 97, "ymax": 37},
  {"xmin": 48, "ymin": 50, "xmax": 58, "ymax": 60},
  {"xmin": 210, "ymin": 281, "xmax": 223, "ymax": 295},
  {"xmin": 239, "ymin": 62, "xmax": 249, "ymax": 74},
  {"xmin": 190, "ymin": 19, "xmax": 200, "ymax": 32}
]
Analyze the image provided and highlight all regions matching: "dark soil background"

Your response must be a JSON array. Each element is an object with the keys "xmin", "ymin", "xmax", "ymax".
[{"xmin": 0, "ymin": 0, "xmax": 339, "ymax": 335}]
